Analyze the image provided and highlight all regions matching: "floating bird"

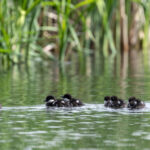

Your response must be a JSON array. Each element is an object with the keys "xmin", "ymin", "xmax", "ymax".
[
  {"xmin": 62, "ymin": 94, "xmax": 84, "ymax": 107},
  {"xmin": 44, "ymin": 94, "xmax": 84, "ymax": 108},
  {"xmin": 127, "ymin": 97, "xmax": 145, "ymax": 109},
  {"xmin": 44, "ymin": 95, "xmax": 57, "ymax": 107},
  {"xmin": 104, "ymin": 96, "xmax": 126, "ymax": 109}
]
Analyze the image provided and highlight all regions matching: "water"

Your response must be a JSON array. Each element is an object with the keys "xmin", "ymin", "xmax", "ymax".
[{"xmin": 1, "ymin": 53, "xmax": 150, "ymax": 150}]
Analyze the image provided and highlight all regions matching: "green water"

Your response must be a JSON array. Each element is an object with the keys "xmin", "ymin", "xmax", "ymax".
[{"xmin": 1, "ymin": 53, "xmax": 150, "ymax": 150}]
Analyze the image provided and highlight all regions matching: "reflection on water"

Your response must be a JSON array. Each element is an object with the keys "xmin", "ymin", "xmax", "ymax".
[{"xmin": 1, "ymin": 51, "xmax": 150, "ymax": 150}]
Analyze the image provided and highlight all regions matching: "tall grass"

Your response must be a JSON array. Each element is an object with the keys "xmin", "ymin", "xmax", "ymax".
[
  {"xmin": 0, "ymin": 0, "xmax": 150, "ymax": 66},
  {"xmin": 0, "ymin": 0, "xmax": 42, "ymax": 64}
]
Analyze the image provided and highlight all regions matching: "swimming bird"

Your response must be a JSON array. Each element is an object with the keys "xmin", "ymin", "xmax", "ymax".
[
  {"xmin": 111, "ymin": 96, "xmax": 126, "ymax": 108},
  {"xmin": 104, "ymin": 96, "xmax": 126, "ymax": 109},
  {"xmin": 127, "ymin": 97, "xmax": 145, "ymax": 109},
  {"xmin": 54, "ymin": 99, "xmax": 66, "ymax": 107},
  {"xmin": 104, "ymin": 96, "xmax": 111, "ymax": 107},
  {"xmin": 44, "ymin": 95, "xmax": 57, "ymax": 107},
  {"xmin": 62, "ymin": 94, "xmax": 84, "ymax": 107}
]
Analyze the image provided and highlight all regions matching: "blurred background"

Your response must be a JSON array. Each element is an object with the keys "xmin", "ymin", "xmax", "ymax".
[
  {"xmin": 0, "ymin": 0, "xmax": 150, "ymax": 66},
  {"xmin": 1, "ymin": 0, "xmax": 150, "ymax": 102},
  {"xmin": 1, "ymin": 0, "xmax": 150, "ymax": 101}
]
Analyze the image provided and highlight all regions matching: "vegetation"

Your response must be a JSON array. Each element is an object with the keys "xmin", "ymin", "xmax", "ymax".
[{"xmin": 0, "ymin": 0, "xmax": 150, "ymax": 66}]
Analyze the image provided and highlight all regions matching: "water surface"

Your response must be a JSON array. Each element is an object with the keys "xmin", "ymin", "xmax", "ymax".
[{"xmin": 1, "ymin": 53, "xmax": 150, "ymax": 150}]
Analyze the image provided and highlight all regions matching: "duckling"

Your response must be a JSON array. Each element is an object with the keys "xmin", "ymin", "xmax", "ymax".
[
  {"xmin": 104, "ymin": 96, "xmax": 111, "ymax": 107},
  {"xmin": 61, "ymin": 94, "xmax": 72, "ymax": 107},
  {"xmin": 71, "ymin": 98, "xmax": 84, "ymax": 107},
  {"xmin": 118, "ymin": 98, "xmax": 126, "ymax": 108},
  {"xmin": 127, "ymin": 97, "xmax": 145, "ymax": 109},
  {"xmin": 44, "ymin": 95, "xmax": 69, "ymax": 107},
  {"xmin": 44, "ymin": 95, "xmax": 57, "ymax": 107},
  {"xmin": 104, "ymin": 96, "xmax": 126, "ymax": 109},
  {"xmin": 55, "ymin": 99, "xmax": 66, "ymax": 107},
  {"xmin": 111, "ymin": 96, "xmax": 126, "ymax": 108},
  {"xmin": 62, "ymin": 94, "xmax": 84, "ymax": 107}
]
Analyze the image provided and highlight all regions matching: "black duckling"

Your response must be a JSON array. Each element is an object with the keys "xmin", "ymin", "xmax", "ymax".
[
  {"xmin": 62, "ymin": 94, "xmax": 84, "ymax": 107},
  {"xmin": 111, "ymin": 96, "xmax": 126, "ymax": 108},
  {"xmin": 127, "ymin": 97, "xmax": 145, "ymax": 109},
  {"xmin": 104, "ymin": 96, "xmax": 111, "ymax": 107},
  {"xmin": 104, "ymin": 96, "xmax": 126, "ymax": 109},
  {"xmin": 55, "ymin": 99, "xmax": 66, "ymax": 107},
  {"xmin": 117, "ymin": 98, "xmax": 126, "ymax": 108},
  {"xmin": 44, "ymin": 95, "xmax": 69, "ymax": 107},
  {"xmin": 61, "ymin": 94, "xmax": 72, "ymax": 107},
  {"xmin": 44, "ymin": 95, "xmax": 57, "ymax": 107}
]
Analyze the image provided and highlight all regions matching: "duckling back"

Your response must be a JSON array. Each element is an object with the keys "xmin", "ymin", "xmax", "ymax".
[{"xmin": 70, "ymin": 98, "xmax": 84, "ymax": 107}]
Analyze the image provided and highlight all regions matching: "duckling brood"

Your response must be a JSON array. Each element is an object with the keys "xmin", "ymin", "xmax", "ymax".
[
  {"xmin": 44, "ymin": 94, "xmax": 84, "ymax": 108},
  {"xmin": 104, "ymin": 96, "xmax": 145, "ymax": 109},
  {"xmin": 104, "ymin": 96, "xmax": 126, "ymax": 109}
]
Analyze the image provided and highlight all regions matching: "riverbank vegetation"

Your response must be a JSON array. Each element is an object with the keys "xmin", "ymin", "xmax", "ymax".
[{"xmin": 0, "ymin": 0, "xmax": 150, "ymax": 66}]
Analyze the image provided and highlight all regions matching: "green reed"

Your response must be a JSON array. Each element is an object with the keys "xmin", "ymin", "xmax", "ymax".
[
  {"xmin": 0, "ymin": 0, "xmax": 42, "ymax": 64},
  {"xmin": 0, "ymin": 0, "xmax": 150, "ymax": 65}
]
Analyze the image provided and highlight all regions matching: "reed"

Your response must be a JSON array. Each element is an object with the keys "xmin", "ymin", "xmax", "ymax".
[
  {"xmin": 0, "ymin": 0, "xmax": 42, "ymax": 64},
  {"xmin": 0, "ymin": 0, "xmax": 150, "ymax": 66}
]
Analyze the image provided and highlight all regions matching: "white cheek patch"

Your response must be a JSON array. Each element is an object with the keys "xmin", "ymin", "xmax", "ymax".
[
  {"xmin": 48, "ymin": 99, "xmax": 54, "ymax": 103},
  {"xmin": 76, "ymin": 100, "xmax": 79, "ymax": 103},
  {"xmin": 118, "ymin": 101, "xmax": 121, "ymax": 104},
  {"xmin": 64, "ymin": 98, "xmax": 69, "ymax": 102},
  {"xmin": 134, "ymin": 101, "xmax": 137, "ymax": 105},
  {"xmin": 61, "ymin": 101, "xmax": 65, "ymax": 104}
]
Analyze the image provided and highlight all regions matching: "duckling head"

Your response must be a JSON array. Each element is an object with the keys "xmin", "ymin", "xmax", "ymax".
[
  {"xmin": 62, "ymin": 93, "xmax": 72, "ymax": 102},
  {"xmin": 44, "ymin": 95, "xmax": 55, "ymax": 103},
  {"xmin": 104, "ymin": 96, "xmax": 110, "ymax": 101},
  {"xmin": 111, "ymin": 96, "xmax": 118, "ymax": 101},
  {"xmin": 128, "ymin": 96, "xmax": 136, "ymax": 101}
]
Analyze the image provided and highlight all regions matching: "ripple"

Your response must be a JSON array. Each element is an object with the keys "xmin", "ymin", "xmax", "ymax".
[
  {"xmin": 43, "ymin": 120, "xmax": 62, "ymax": 123},
  {"xmin": 143, "ymin": 135, "xmax": 150, "ymax": 140},
  {"xmin": 12, "ymin": 127, "xmax": 24, "ymax": 130},
  {"xmin": 103, "ymin": 140, "xmax": 117, "ymax": 145},
  {"xmin": 18, "ymin": 131, "xmax": 47, "ymax": 135},
  {"xmin": 0, "ymin": 140, "xmax": 12, "ymax": 143},
  {"xmin": 132, "ymin": 131, "xmax": 148, "ymax": 137},
  {"xmin": 47, "ymin": 126, "xmax": 64, "ymax": 129}
]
